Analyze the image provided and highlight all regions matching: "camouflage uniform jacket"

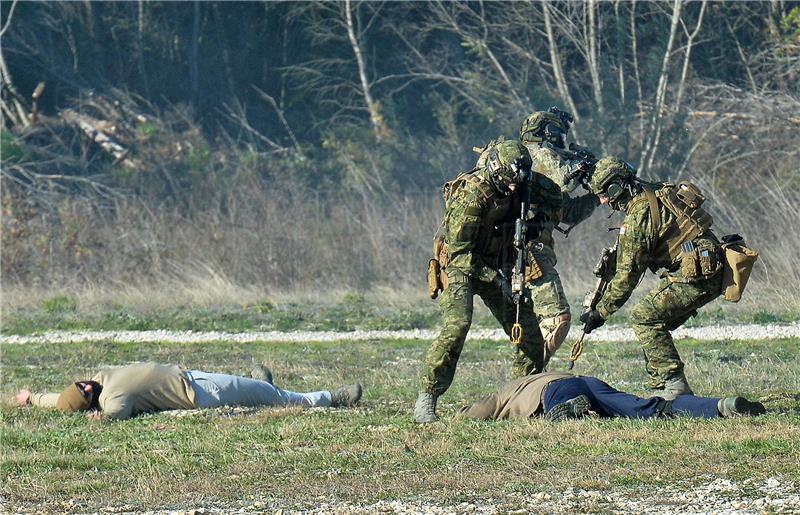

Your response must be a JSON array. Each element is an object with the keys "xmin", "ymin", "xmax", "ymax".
[
  {"xmin": 443, "ymin": 169, "xmax": 516, "ymax": 284},
  {"xmin": 527, "ymin": 146, "xmax": 598, "ymax": 249},
  {"xmin": 596, "ymin": 191, "xmax": 717, "ymax": 319}
]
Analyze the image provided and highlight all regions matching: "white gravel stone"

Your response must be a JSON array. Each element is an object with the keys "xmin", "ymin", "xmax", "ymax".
[{"xmin": 1, "ymin": 323, "xmax": 798, "ymax": 345}]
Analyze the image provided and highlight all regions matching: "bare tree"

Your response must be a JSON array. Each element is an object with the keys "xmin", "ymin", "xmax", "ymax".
[
  {"xmin": 638, "ymin": 0, "xmax": 682, "ymax": 176},
  {"xmin": 286, "ymin": 1, "xmax": 392, "ymax": 140},
  {"xmin": 0, "ymin": 0, "xmax": 30, "ymax": 128}
]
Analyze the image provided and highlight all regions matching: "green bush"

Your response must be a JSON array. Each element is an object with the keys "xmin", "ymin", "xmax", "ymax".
[
  {"xmin": 1, "ymin": 130, "xmax": 27, "ymax": 164},
  {"xmin": 41, "ymin": 295, "xmax": 77, "ymax": 313}
]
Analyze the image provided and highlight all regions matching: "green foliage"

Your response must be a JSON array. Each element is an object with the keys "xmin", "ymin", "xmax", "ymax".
[
  {"xmin": 0, "ymin": 129, "xmax": 27, "ymax": 164},
  {"xmin": 1, "ymin": 299, "xmax": 442, "ymax": 335},
  {"xmin": 341, "ymin": 292, "xmax": 367, "ymax": 306},
  {"xmin": 781, "ymin": 7, "xmax": 800, "ymax": 40},
  {"xmin": 252, "ymin": 300, "xmax": 275, "ymax": 314},
  {"xmin": 41, "ymin": 295, "xmax": 77, "ymax": 314},
  {"xmin": 138, "ymin": 121, "xmax": 160, "ymax": 138},
  {"xmin": 750, "ymin": 310, "xmax": 798, "ymax": 324}
]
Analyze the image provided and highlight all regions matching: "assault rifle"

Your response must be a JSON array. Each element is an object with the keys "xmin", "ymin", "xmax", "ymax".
[
  {"xmin": 510, "ymin": 164, "xmax": 532, "ymax": 346},
  {"xmin": 568, "ymin": 238, "xmax": 618, "ymax": 369},
  {"xmin": 560, "ymin": 142, "xmax": 598, "ymax": 191}
]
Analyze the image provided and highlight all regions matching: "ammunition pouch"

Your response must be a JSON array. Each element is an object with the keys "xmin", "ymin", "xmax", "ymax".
[
  {"xmin": 427, "ymin": 259, "xmax": 442, "ymax": 300},
  {"xmin": 678, "ymin": 240, "xmax": 722, "ymax": 282},
  {"xmin": 428, "ymin": 236, "xmax": 450, "ymax": 299},
  {"xmin": 656, "ymin": 182, "xmax": 714, "ymax": 264},
  {"xmin": 525, "ymin": 251, "xmax": 544, "ymax": 283},
  {"xmin": 720, "ymin": 236, "xmax": 758, "ymax": 302}
]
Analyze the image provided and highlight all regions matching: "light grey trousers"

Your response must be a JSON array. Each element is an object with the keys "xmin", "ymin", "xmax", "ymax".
[{"xmin": 186, "ymin": 370, "xmax": 332, "ymax": 408}]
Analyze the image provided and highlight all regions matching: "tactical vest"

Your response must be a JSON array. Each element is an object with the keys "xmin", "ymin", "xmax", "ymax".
[
  {"xmin": 433, "ymin": 170, "xmax": 513, "ymax": 272},
  {"xmin": 445, "ymin": 171, "xmax": 514, "ymax": 261},
  {"xmin": 628, "ymin": 182, "xmax": 713, "ymax": 272}
]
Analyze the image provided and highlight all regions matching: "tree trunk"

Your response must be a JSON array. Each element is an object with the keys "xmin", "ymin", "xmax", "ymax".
[
  {"xmin": 344, "ymin": 0, "xmax": 389, "ymax": 141},
  {"xmin": 190, "ymin": 1, "xmax": 201, "ymax": 110},
  {"xmin": 640, "ymin": 0, "xmax": 682, "ymax": 176},
  {"xmin": 675, "ymin": 0, "xmax": 707, "ymax": 111},
  {"xmin": 542, "ymin": 2, "xmax": 582, "ymax": 140}
]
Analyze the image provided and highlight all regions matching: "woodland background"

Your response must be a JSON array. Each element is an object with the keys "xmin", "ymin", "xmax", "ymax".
[{"xmin": 1, "ymin": 1, "xmax": 799, "ymax": 311}]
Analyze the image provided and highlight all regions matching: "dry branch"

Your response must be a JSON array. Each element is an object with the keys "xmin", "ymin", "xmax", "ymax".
[{"xmin": 59, "ymin": 109, "xmax": 140, "ymax": 169}]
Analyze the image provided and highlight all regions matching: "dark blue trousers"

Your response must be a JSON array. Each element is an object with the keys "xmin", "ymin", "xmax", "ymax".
[{"xmin": 543, "ymin": 376, "xmax": 720, "ymax": 419}]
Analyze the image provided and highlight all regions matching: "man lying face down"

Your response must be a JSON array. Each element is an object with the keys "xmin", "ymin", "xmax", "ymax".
[
  {"xmin": 14, "ymin": 361, "xmax": 362, "ymax": 420},
  {"xmin": 459, "ymin": 372, "xmax": 765, "ymax": 421}
]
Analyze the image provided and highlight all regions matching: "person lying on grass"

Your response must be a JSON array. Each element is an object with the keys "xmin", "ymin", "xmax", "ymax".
[
  {"xmin": 459, "ymin": 371, "xmax": 766, "ymax": 421},
  {"xmin": 13, "ymin": 361, "xmax": 362, "ymax": 420}
]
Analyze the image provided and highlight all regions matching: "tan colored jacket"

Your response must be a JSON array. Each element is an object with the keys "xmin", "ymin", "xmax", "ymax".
[
  {"xmin": 31, "ymin": 362, "xmax": 197, "ymax": 420},
  {"xmin": 30, "ymin": 393, "xmax": 60, "ymax": 407},
  {"xmin": 458, "ymin": 372, "xmax": 574, "ymax": 420}
]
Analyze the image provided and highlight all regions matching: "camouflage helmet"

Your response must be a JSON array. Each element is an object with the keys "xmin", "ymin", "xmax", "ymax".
[
  {"xmin": 519, "ymin": 107, "xmax": 573, "ymax": 147},
  {"xmin": 486, "ymin": 140, "xmax": 532, "ymax": 186},
  {"xmin": 589, "ymin": 157, "xmax": 636, "ymax": 197}
]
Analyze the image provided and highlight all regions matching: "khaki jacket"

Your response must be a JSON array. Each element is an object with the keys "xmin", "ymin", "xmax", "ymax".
[
  {"xmin": 31, "ymin": 362, "xmax": 197, "ymax": 420},
  {"xmin": 458, "ymin": 372, "xmax": 574, "ymax": 420}
]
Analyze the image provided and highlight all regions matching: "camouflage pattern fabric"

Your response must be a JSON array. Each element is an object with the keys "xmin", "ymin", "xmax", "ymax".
[
  {"xmin": 519, "ymin": 112, "xmax": 567, "ymax": 144},
  {"xmin": 596, "ymin": 192, "xmax": 723, "ymax": 389},
  {"xmin": 522, "ymin": 146, "xmax": 598, "ymax": 360},
  {"xmin": 527, "ymin": 244, "xmax": 569, "ymax": 319},
  {"xmin": 443, "ymin": 169, "xmax": 512, "ymax": 283},
  {"xmin": 527, "ymin": 145, "xmax": 598, "ymax": 250},
  {"xmin": 422, "ymin": 163, "xmax": 544, "ymax": 396},
  {"xmin": 589, "ymin": 157, "xmax": 635, "ymax": 195},
  {"xmin": 422, "ymin": 271, "xmax": 545, "ymax": 396},
  {"xmin": 631, "ymin": 270, "xmax": 723, "ymax": 388}
]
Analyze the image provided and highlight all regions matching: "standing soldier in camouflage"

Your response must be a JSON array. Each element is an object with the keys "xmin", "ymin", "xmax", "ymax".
[
  {"xmin": 582, "ymin": 157, "xmax": 727, "ymax": 399},
  {"xmin": 415, "ymin": 141, "xmax": 546, "ymax": 424},
  {"xmin": 516, "ymin": 109, "xmax": 601, "ymax": 367}
]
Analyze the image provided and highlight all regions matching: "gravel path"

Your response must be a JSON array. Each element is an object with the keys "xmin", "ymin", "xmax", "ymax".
[
  {"xmin": 4, "ymin": 477, "xmax": 797, "ymax": 514},
  {"xmin": 1, "ymin": 323, "xmax": 798, "ymax": 345}
]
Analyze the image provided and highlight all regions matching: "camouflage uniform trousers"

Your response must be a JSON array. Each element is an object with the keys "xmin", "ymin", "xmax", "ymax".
[
  {"xmin": 527, "ymin": 245, "xmax": 571, "ymax": 361},
  {"xmin": 630, "ymin": 269, "xmax": 723, "ymax": 389},
  {"xmin": 422, "ymin": 274, "xmax": 545, "ymax": 397}
]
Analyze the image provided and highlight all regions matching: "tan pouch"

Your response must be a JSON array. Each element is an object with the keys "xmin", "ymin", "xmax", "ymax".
[
  {"xmin": 675, "ymin": 182, "xmax": 705, "ymax": 209},
  {"xmin": 721, "ymin": 241, "xmax": 758, "ymax": 302},
  {"xmin": 525, "ymin": 253, "xmax": 544, "ymax": 283},
  {"xmin": 680, "ymin": 250, "xmax": 700, "ymax": 279},
  {"xmin": 427, "ymin": 259, "xmax": 442, "ymax": 299}
]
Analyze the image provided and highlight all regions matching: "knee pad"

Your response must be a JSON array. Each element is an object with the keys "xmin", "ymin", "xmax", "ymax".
[{"xmin": 541, "ymin": 313, "xmax": 571, "ymax": 358}]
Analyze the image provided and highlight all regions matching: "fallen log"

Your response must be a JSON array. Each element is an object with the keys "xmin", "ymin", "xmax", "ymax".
[{"xmin": 59, "ymin": 109, "xmax": 141, "ymax": 169}]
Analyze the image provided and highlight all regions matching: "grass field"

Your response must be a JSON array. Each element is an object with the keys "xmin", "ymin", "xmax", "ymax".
[
  {"xmin": 2, "ymin": 334, "xmax": 799, "ymax": 513},
  {"xmin": 2, "ymin": 288, "xmax": 797, "ymax": 335}
]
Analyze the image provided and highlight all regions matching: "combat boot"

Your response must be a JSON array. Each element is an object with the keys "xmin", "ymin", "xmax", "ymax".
[
  {"xmin": 250, "ymin": 364, "xmax": 273, "ymax": 384},
  {"xmin": 330, "ymin": 384, "xmax": 363, "ymax": 407},
  {"xmin": 718, "ymin": 397, "xmax": 766, "ymax": 417},
  {"xmin": 660, "ymin": 371, "xmax": 694, "ymax": 401},
  {"xmin": 544, "ymin": 395, "xmax": 591, "ymax": 421},
  {"xmin": 413, "ymin": 392, "xmax": 438, "ymax": 423}
]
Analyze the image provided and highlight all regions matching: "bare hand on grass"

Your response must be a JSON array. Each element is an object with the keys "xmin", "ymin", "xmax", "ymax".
[{"xmin": 15, "ymin": 389, "xmax": 31, "ymax": 406}]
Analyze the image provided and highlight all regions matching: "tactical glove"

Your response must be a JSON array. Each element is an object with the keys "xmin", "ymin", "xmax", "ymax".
[
  {"xmin": 493, "ymin": 274, "xmax": 514, "ymax": 304},
  {"xmin": 579, "ymin": 309, "xmax": 605, "ymax": 334}
]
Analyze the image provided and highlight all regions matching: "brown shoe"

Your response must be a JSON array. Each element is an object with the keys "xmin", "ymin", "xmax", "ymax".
[
  {"xmin": 330, "ymin": 384, "xmax": 362, "ymax": 407},
  {"xmin": 250, "ymin": 364, "xmax": 273, "ymax": 384}
]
